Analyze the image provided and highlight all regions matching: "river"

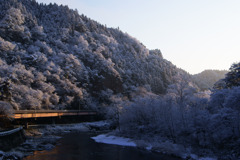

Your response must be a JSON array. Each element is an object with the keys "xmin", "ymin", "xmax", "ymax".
[{"xmin": 24, "ymin": 132, "xmax": 182, "ymax": 160}]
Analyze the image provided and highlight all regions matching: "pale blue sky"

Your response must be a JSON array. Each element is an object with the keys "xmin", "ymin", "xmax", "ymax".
[{"xmin": 36, "ymin": 0, "xmax": 240, "ymax": 74}]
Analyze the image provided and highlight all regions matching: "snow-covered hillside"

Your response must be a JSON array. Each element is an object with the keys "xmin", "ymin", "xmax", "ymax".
[
  {"xmin": 0, "ymin": 0, "xmax": 187, "ymax": 110},
  {"xmin": 192, "ymin": 70, "xmax": 228, "ymax": 90}
]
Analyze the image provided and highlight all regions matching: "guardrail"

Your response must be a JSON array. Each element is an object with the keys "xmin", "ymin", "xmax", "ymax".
[{"xmin": 0, "ymin": 127, "xmax": 23, "ymax": 136}]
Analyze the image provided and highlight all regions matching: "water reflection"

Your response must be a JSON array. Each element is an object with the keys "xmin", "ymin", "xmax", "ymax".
[{"xmin": 24, "ymin": 132, "xmax": 181, "ymax": 160}]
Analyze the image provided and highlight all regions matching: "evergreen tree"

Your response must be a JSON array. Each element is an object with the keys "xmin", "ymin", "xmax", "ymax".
[{"xmin": 224, "ymin": 62, "xmax": 240, "ymax": 88}]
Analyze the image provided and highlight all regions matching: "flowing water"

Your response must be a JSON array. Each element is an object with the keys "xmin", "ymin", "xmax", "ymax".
[{"xmin": 24, "ymin": 132, "xmax": 182, "ymax": 160}]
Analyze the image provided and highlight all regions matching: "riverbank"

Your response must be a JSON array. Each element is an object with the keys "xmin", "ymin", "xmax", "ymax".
[
  {"xmin": 24, "ymin": 132, "xmax": 182, "ymax": 160},
  {"xmin": 0, "ymin": 127, "xmax": 26, "ymax": 151},
  {"xmin": 91, "ymin": 132, "xmax": 217, "ymax": 160},
  {"xmin": 106, "ymin": 130, "xmax": 240, "ymax": 160},
  {"xmin": 0, "ymin": 121, "xmax": 112, "ymax": 160},
  {"xmin": 0, "ymin": 121, "xmax": 218, "ymax": 160}
]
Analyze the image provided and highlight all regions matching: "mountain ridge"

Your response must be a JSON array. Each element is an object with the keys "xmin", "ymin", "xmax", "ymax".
[{"xmin": 192, "ymin": 69, "xmax": 228, "ymax": 90}]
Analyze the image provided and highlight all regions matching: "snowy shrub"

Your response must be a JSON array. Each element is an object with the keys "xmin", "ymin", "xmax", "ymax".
[
  {"xmin": 209, "ymin": 89, "xmax": 229, "ymax": 112},
  {"xmin": 0, "ymin": 101, "xmax": 13, "ymax": 120},
  {"xmin": 223, "ymin": 86, "xmax": 240, "ymax": 110},
  {"xmin": 190, "ymin": 109, "xmax": 211, "ymax": 146},
  {"xmin": 209, "ymin": 108, "xmax": 239, "ymax": 145},
  {"xmin": 224, "ymin": 62, "xmax": 240, "ymax": 88},
  {"xmin": 12, "ymin": 85, "xmax": 44, "ymax": 110},
  {"xmin": 27, "ymin": 45, "xmax": 40, "ymax": 54},
  {"xmin": 0, "ymin": 7, "xmax": 33, "ymax": 42},
  {"xmin": 12, "ymin": 64, "xmax": 35, "ymax": 86},
  {"xmin": 0, "ymin": 37, "xmax": 16, "ymax": 51},
  {"xmin": 60, "ymin": 28, "xmax": 70, "ymax": 42},
  {"xmin": 34, "ymin": 40, "xmax": 53, "ymax": 54},
  {"xmin": 31, "ymin": 26, "xmax": 46, "ymax": 40},
  {"xmin": 120, "ymin": 96, "xmax": 171, "ymax": 135},
  {"xmin": 1, "ymin": 8, "xmax": 25, "ymax": 26},
  {"xmin": 50, "ymin": 93, "xmax": 59, "ymax": 105}
]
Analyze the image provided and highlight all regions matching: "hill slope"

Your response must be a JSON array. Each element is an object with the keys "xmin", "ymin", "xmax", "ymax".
[
  {"xmin": 0, "ymin": 0, "xmax": 186, "ymax": 110},
  {"xmin": 192, "ymin": 70, "xmax": 228, "ymax": 90}
]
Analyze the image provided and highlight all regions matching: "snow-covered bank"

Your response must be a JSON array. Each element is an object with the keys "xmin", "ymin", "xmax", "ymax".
[
  {"xmin": 0, "ymin": 121, "xmax": 217, "ymax": 160},
  {"xmin": 0, "ymin": 121, "xmax": 112, "ymax": 160},
  {"xmin": 91, "ymin": 134, "xmax": 136, "ymax": 147},
  {"xmin": 91, "ymin": 133, "xmax": 217, "ymax": 160}
]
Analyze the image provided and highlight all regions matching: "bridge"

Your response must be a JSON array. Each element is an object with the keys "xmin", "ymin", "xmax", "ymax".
[
  {"xmin": 13, "ymin": 110, "xmax": 97, "ymax": 119},
  {"xmin": 8, "ymin": 110, "xmax": 97, "ymax": 129}
]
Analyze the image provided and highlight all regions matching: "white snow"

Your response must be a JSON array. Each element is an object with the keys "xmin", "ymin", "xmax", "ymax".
[
  {"xmin": 42, "ymin": 120, "xmax": 110, "ymax": 135},
  {"xmin": 91, "ymin": 134, "xmax": 137, "ymax": 147},
  {"xmin": 146, "ymin": 145, "xmax": 152, "ymax": 150},
  {"xmin": 84, "ymin": 120, "xmax": 110, "ymax": 128}
]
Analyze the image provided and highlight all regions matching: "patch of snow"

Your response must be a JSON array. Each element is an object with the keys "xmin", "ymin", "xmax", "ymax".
[
  {"xmin": 187, "ymin": 154, "xmax": 217, "ymax": 160},
  {"xmin": 198, "ymin": 158, "xmax": 217, "ymax": 160},
  {"xmin": 42, "ymin": 123, "xmax": 89, "ymax": 135},
  {"xmin": 91, "ymin": 134, "xmax": 137, "ymax": 147},
  {"xmin": 84, "ymin": 120, "xmax": 112, "ymax": 130},
  {"xmin": 189, "ymin": 154, "xmax": 198, "ymax": 159},
  {"xmin": 84, "ymin": 120, "xmax": 110, "ymax": 127},
  {"xmin": 146, "ymin": 145, "xmax": 152, "ymax": 150}
]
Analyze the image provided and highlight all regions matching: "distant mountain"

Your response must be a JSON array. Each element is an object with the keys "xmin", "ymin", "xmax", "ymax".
[
  {"xmin": 0, "ymin": 0, "xmax": 187, "ymax": 110},
  {"xmin": 192, "ymin": 70, "xmax": 228, "ymax": 90}
]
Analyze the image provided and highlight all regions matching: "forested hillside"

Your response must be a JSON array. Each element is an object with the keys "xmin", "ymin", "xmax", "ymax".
[
  {"xmin": 1, "ymin": 0, "xmax": 240, "ymax": 159},
  {"xmin": 192, "ymin": 70, "xmax": 228, "ymax": 90},
  {"xmin": 0, "ymin": 0, "xmax": 186, "ymax": 110}
]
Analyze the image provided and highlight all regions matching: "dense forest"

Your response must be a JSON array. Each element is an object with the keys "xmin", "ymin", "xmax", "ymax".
[
  {"xmin": 0, "ymin": 0, "xmax": 187, "ymax": 111},
  {"xmin": 118, "ymin": 62, "xmax": 240, "ymax": 159}
]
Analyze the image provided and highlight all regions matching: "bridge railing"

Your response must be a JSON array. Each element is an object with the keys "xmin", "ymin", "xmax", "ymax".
[
  {"xmin": 12, "ymin": 110, "xmax": 97, "ymax": 119},
  {"xmin": 14, "ymin": 110, "xmax": 96, "ymax": 114}
]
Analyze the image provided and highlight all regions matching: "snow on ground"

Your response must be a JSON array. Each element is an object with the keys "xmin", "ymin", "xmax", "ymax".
[
  {"xmin": 84, "ymin": 121, "xmax": 110, "ymax": 127},
  {"xmin": 42, "ymin": 120, "xmax": 111, "ymax": 135},
  {"xmin": 185, "ymin": 154, "xmax": 217, "ymax": 160},
  {"xmin": 91, "ymin": 133, "xmax": 218, "ymax": 160},
  {"xmin": 198, "ymin": 158, "xmax": 217, "ymax": 160},
  {"xmin": 91, "ymin": 134, "xmax": 137, "ymax": 147},
  {"xmin": 83, "ymin": 120, "xmax": 113, "ymax": 130},
  {"xmin": 0, "ymin": 121, "xmax": 111, "ymax": 160}
]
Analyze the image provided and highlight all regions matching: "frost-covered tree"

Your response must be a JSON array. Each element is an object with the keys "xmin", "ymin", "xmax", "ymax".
[
  {"xmin": 0, "ymin": 0, "xmax": 190, "ymax": 111},
  {"xmin": 0, "ymin": 37, "xmax": 16, "ymax": 51},
  {"xmin": 167, "ymin": 73, "xmax": 197, "ymax": 105},
  {"xmin": 223, "ymin": 86, "xmax": 240, "ymax": 111},
  {"xmin": 0, "ymin": 101, "xmax": 14, "ymax": 128},
  {"xmin": 224, "ymin": 62, "xmax": 240, "ymax": 88},
  {"xmin": 0, "ymin": 7, "xmax": 31, "ymax": 42}
]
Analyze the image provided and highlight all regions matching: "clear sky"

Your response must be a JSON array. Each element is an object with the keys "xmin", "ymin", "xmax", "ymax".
[{"xmin": 36, "ymin": 0, "xmax": 240, "ymax": 74}]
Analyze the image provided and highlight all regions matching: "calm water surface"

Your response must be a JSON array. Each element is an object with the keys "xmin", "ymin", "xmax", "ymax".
[{"xmin": 24, "ymin": 132, "xmax": 182, "ymax": 160}]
